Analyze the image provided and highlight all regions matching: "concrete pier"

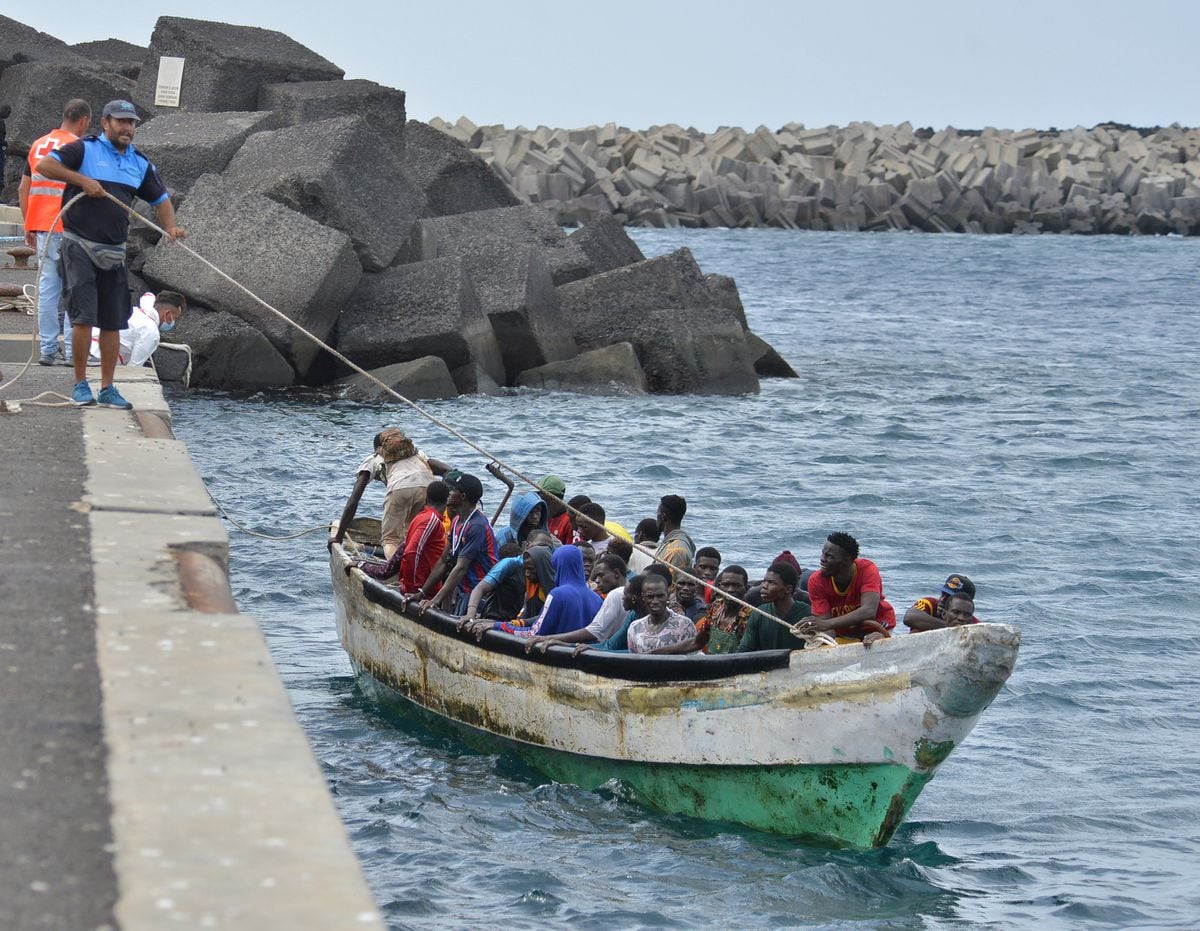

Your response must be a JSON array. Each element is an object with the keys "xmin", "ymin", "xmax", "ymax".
[{"xmin": 0, "ymin": 266, "xmax": 382, "ymax": 928}]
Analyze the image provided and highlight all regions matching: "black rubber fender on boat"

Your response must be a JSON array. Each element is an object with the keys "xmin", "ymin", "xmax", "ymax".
[{"xmin": 358, "ymin": 575, "xmax": 792, "ymax": 683}]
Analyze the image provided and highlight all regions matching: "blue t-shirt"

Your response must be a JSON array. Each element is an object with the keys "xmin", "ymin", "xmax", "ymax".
[
  {"xmin": 449, "ymin": 510, "xmax": 496, "ymax": 595},
  {"xmin": 52, "ymin": 134, "xmax": 167, "ymax": 245},
  {"xmin": 597, "ymin": 610, "xmax": 637, "ymax": 652},
  {"xmin": 483, "ymin": 556, "xmax": 522, "ymax": 587}
]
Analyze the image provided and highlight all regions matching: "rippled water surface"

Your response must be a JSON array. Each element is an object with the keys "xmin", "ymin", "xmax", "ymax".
[{"xmin": 170, "ymin": 229, "xmax": 1200, "ymax": 929}]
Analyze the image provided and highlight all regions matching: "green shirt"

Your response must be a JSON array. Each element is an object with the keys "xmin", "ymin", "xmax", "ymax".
[{"xmin": 734, "ymin": 599, "xmax": 809, "ymax": 652}]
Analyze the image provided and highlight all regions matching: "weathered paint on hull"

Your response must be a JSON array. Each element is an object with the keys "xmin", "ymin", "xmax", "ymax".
[
  {"xmin": 353, "ymin": 661, "xmax": 930, "ymax": 847},
  {"xmin": 331, "ymin": 538, "xmax": 1020, "ymax": 847}
]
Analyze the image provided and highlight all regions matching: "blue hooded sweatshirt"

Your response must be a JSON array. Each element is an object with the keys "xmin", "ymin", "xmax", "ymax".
[
  {"xmin": 494, "ymin": 491, "xmax": 548, "ymax": 551},
  {"xmin": 520, "ymin": 545, "xmax": 602, "ymax": 638}
]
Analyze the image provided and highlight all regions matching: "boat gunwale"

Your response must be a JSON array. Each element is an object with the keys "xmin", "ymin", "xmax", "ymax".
[{"xmin": 348, "ymin": 555, "xmax": 794, "ymax": 683}]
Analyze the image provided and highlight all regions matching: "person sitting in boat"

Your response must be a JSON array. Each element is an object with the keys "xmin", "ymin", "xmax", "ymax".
[
  {"xmin": 494, "ymin": 545, "xmax": 601, "ymax": 638},
  {"xmin": 577, "ymin": 542, "xmax": 596, "ymax": 581},
  {"xmin": 457, "ymin": 540, "xmax": 526, "ymax": 624},
  {"xmin": 494, "ymin": 490, "xmax": 549, "ymax": 551},
  {"xmin": 593, "ymin": 564, "xmax": 674, "ymax": 653},
  {"xmin": 589, "ymin": 552, "xmax": 628, "ymax": 597},
  {"xmin": 627, "ymin": 573, "xmax": 697, "ymax": 653},
  {"xmin": 904, "ymin": 574, "xmax": 980, "ymax": 631},
  {"xmin": 466, "ymin": 541, "xmax": 556, "ymax": 632},
  {"xmin": 606, "ymin": 537, "xmax": 634, "ymax": 577},
  {"xmin": 575, "ymin": 502, "xmax": 611, "ymax": 555},
  {"xmin": 734, "ymin": 561, "xmax": 811, "ymax": 652},
  {"xmin": 415, "ymin": 473, "xmax": 496, "ymax": 616},
  {"xmin": 627, "ymin": 517, "xmax": 660, "ymax": 573},
  {"xmin": 379, "ymin": 429, "xmax": 452, "ymax": 561},
  {"xmin": 793, "ymin": 532, "xmax": 896, "ymax": 644},
  {"xmin": 655, "ymin": 566, "xmax": 754, "ymax": 655},
  {"xmin": 654, "ymin": 494, "xmax": 695, "ymax": 579},
  {"xmin": 692, "ymin": 546, "xmax": 722, "ymax": 604},
  {"xmin": 525, "ymin": 554, "xmax": 632, "ymax": 654},
  {"xmin": 673, "ymin": 573, "xmax": 709, "ymax": 623},
  {"xmin": 349, "ymin": 479, "xmax": 449, "ymax": 592},
  {"xmin": 536, "ymin": 475, "xmax": 574, "ymax": 545}
]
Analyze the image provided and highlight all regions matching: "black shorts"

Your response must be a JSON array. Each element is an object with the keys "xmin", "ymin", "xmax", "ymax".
[{"xmin": 58, "ymin": 237, "xmax": 131, "ymax": 331}]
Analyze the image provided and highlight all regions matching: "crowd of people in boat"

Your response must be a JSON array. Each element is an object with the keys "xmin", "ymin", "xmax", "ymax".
[{"xmin": 341, "ymin": 428, "xmax": 982, "ymax": 655}]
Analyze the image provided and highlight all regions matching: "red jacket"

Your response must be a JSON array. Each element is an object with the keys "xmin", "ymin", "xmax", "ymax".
[{"xmin": 401, "ymin": 506, "xmax": 446, "ymax": 593}]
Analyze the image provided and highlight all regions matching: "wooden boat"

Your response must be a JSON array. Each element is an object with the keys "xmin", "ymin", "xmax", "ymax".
[{"xmin": 329, "ymin": 519, "xmax": 1019, "ymax": 848}]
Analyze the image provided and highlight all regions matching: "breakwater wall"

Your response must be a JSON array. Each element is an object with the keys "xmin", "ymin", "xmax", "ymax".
[{"xmin": 430, "ymin": 118, "xmax": 1200, "ymax": 235}]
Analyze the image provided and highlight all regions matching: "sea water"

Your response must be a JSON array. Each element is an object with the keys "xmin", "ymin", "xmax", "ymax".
[{"xmin": 170, "ymin": 228, "xmax": 1200, "ymax": 929}]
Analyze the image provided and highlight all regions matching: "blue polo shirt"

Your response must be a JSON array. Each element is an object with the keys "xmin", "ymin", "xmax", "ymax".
[{"xmin": 51, "ymin": 134, "xmax": 167, "ymax": 245}]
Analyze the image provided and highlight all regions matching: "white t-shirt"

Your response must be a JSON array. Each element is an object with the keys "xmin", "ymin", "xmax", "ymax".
[
  {"xmin": 583, "ymin": 586, "xmax": 628, "ymax": 642},
  {"xmin": 385, "ymin": 451, "xmax": 433, "ymax": 494},
  {"xmin": 356, "ymin": 452, "xmax": 386, "ymax": 484},
  {"xmin": 628, "ymin": 543, "xmax": 655, "ymax": 574}
]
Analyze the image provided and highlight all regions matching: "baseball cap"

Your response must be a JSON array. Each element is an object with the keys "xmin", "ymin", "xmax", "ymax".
[
  {"xmin": 102, "ymin": 99, "xmax": 141, "ymax": 122},
  {"xmin": 941, "ymin": 574, "xmax": 976, "ymax": 598},
  {"xmin": 538, "ymin": 474, "xmax": 567, "ymax": 497},
  {"xmin": 450, "ymin": 473, "xmax": 484, "ymax": 502}
]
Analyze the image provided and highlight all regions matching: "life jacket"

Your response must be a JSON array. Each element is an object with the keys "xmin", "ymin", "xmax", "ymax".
[{"xmin": 24, "ymin": 128, "xmax": 79, "ymax": 233}]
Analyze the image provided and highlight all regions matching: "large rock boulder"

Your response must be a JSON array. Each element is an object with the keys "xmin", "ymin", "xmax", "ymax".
[
  {"xmin": 134, "ymin": 110, "xmax": 275, "ymax": 194},
  {"xmin": 132, "ymin": 16, "xmax": 343, "ymax": 114},
  {"xmin": 567, "ymin": 215, "xmax": 645, "ymax": 274},
  {"xmin": 704, "ymin": 273, "xmax": 749, "ymax": 330},
  {"xmin": 258, "ymin": 79, "xmax": 406, "ymax": 138},
  {"xmin": 336, "ymin": 257, "xmax": 505, "ymax": 386},
  {"xmin": 398, "ymin": 120, "xmax": 519, "ymax": 217},
  {"xmin": 336, "ymin": 356, "xmax": 458, "ymax": 402},
  {"xmin": 0, "ymin": 15, "xmax": 93, "ymax": 76},
  {"xmin": 155, "ymin": 304, "xmax": 296, "ymax": 389},
  {"xmin": 515, "ymin": 342, "xmax": 648, "ymax": 395},
  {"xmin": 556, "ymin": 248, "xmax": 759, "ymax": 394},
  {"xmin": 459, "ymin": 245, "xmax": 577, "ymax": 381},
  {"xmin": 745, "ymin": 331, "xmax": 799, "ymax": 378},
  {"xmin": 223, "ymin": 115, "xmax": 423, "ymax": 271},
  {"xmin": 142, "ymin": 174, "xmax": 361, "ymax": 379},
  {"xmin": 71, "ymin": 38, "xmax": 148, "ymax": 80},
  {"xmin": 0, "ymin": 61, "xmax": 134, "ymax": 152},
  {"xmin": 409, "ymin": 204, "xmax": 590, "ymax": 286}
]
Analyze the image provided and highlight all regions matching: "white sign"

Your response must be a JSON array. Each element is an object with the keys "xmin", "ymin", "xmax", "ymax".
[{"xmin": 154, "ymin": 56, "xmax": 185, "ymax": 108}]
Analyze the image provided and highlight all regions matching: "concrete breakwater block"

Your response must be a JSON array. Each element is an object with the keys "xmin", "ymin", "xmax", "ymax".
[
  {"xmin": 336, "ymin": 356, "xmax": 458, "ymax": 402},
  {"xmin": 399, "ymin": 121, "xmax": 519, "ymax": 218},
  {"xmin": 159, "ymin": 304, "xmax": 296, "ymax": 389},
  {"xmin": 0, "ymin": 61, "xmax": 134, "ymax": 152},
  {"xmin": 70, "ymin": 37, "xmax": 147, "ymax": 80},
  {"xmin": 459, "ymin": 118, "xmax": 1200, "ymax": 236},
  {"xmin": 258, "ymin": 79, "xmax": 407, "ymax": 138},
  {"xmin": 567, "ymin": 215, "xmax": 645, "ymax": 274},
  {"xmin": 336, "ymin": 256, "xmax": 506, "ymax": 387},
  {"xmin": 0, "ymin": 14, "xmax": 94, "ymax": 75},
  {"xmin": 135, "ymin": 110, "xmax": 275, "ymax": 195},
  {"xmin": 459, "ymin": 245, "xmax": 577, "ymax": 382},
  {"xmin": 223, "ymin": 115, "xmax": 423, "ymax": 271},
  {"xmin": 132, "ymin": 16, "xmax": 343, "ymax": 114},
  {"xmin": 515, "ymin": 342, "xmax": 648, "ymax": 394},
  {"xmin": 409, "ymin": 204, "xmax": 592, "ymax": 286},
  {"xmin": 142, "ymin": 173, "xmax": 360, "ymax": 379},
  {"xmin": 557, "ymin": 249, "xmax": 760, "ymax": 395}
]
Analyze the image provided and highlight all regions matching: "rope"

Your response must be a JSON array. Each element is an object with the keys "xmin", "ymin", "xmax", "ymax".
[
  {"xmin": 19, "ymin": 190, "xmax": 834, "ymax": 646},
  {"xmin": 206, "ymin": 490, "xmax": 328, "ymax": 541}
]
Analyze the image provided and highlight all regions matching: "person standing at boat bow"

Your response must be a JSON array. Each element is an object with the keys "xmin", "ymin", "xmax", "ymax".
[
  {"xmin": 652, "ymin": 494, "xmax": 695, "ymax": 579},
  {"xmin": 416, "ymin": 473, "xmax": 496, "ymax": 616}
]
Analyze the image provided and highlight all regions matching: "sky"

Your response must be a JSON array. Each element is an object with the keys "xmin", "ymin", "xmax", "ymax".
[{"xmin": 10, "ymin": 1, "xmax": 1199, "ymax": 133}]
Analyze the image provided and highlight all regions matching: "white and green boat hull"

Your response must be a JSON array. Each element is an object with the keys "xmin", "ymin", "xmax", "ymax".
[{"xmin": 332, "ymin": 538, "xmax": 1018, "ymax": 847}]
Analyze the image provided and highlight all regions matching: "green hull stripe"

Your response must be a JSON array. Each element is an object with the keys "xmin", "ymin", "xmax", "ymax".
[{"xmin": 355, "ymin": 668, "xmax": 932, "ymax": 847}]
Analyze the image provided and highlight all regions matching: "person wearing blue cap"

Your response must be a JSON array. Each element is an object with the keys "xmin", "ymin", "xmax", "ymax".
[{"xmin": 34, "ymin": 99, "xmax": 186, "ymax": 410}]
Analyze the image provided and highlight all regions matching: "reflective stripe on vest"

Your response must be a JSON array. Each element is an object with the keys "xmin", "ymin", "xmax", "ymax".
[{"xmin": 24, "ymin": 129, "xmax": 77, "ymax": 233}]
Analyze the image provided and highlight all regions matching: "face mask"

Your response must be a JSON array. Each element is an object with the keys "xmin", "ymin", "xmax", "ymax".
[{"xmin": 160, "ymin": 320, "xmax": 176, "ymax": 333}]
